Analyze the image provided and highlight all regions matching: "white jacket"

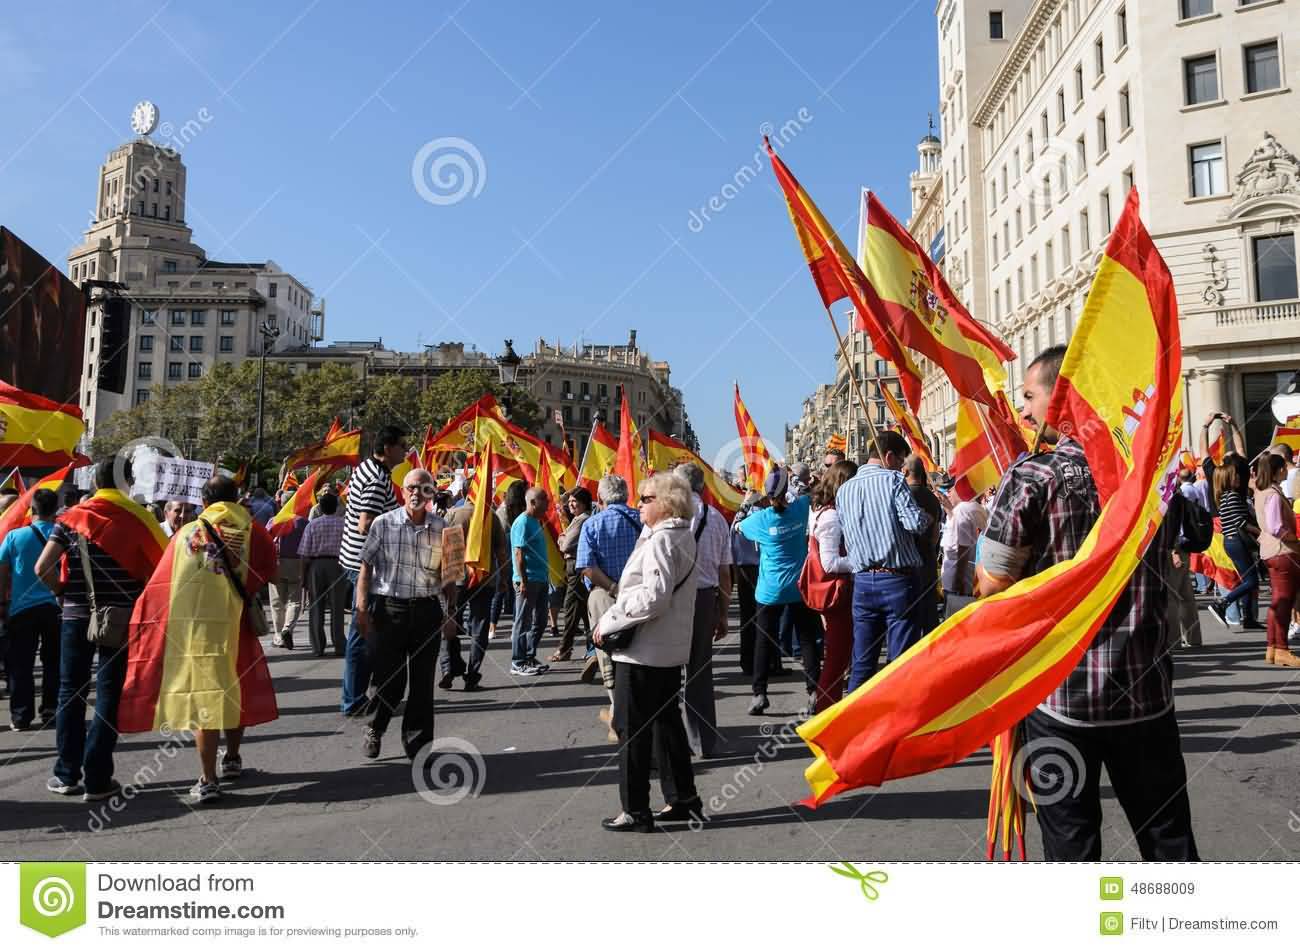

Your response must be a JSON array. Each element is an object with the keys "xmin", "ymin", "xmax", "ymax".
[{"xmin": 598, "ymin": 517, "xmax": 698, "ymax": 668}]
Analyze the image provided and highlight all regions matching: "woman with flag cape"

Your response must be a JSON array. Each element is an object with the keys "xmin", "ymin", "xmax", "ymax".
[{"xmin": 118, "ymin": 474, "xmax": 279, "ymax": 804}]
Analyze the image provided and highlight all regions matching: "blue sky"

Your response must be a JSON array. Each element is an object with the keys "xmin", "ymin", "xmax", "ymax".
[{"xmin": 2, "ymin": 0, "xmax": 937, "ymax": 460}]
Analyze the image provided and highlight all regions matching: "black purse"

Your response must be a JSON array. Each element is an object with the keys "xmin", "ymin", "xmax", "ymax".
[{"xmin": 599, "ymin": 515, "xmax": 704, "ymax": 652}]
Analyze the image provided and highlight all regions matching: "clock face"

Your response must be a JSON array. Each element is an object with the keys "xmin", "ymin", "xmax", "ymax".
[{"xmin": 130, "ymin": 101, "xmax": 158, "ymax": 136}]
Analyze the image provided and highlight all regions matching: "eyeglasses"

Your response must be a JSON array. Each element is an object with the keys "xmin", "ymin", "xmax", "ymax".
[{"xmin": 638, "ymin": 494, "xmax": 657, "ymax": 504}]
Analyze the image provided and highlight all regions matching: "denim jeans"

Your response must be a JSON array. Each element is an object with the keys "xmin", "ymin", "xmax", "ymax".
[
  {"xmin": 340, "ymin": 567, "xmax": 372, "ymax": 713},
  {"xmin": 1220, "ymin": 535, "xmax": 1260, "ymax": 623},
  {"xmin": 55, "ymin": 616, "xmax": 127, "ymax": 793},
  {"xmin": 512, "ymin": 581, "xmax": 549, "ymax": 663},
  {"xmin": 848, "ymin": 571, "xmax": 919, "ymax": 692},
  {"xmin": 4, "ymin": 602, "xmax": 60, "ymax": 727}
]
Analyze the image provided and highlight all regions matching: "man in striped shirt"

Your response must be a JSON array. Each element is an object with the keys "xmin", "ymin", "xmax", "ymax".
[
  {"xmin": 338, "ymin": 425, "xmax": 406, "ymax": 715},
  {"xmin": 835, "ymin": 430, "xmax": 931, "ymax": 691}
]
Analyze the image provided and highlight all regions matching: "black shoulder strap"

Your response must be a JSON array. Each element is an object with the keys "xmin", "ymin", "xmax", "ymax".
[
  {"xmin": 694, "ymin": 504, "xmax": 708, "ymax": 542},
  {"xmin": 613, "ymin": 507, "xmax": 640, "ymax": 533}
]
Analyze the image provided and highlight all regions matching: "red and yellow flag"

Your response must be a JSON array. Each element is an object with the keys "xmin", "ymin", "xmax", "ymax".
[
  {"xmin": 879, "ymin": 381, "xmax": 937, "ymax": 471},
  {"xmin": 949, "ymin": 394, "xmax": 1026, "ymax": 502},
  {"xmin": 797, "ymin": 189, "xmax": 1183, "ymax": 832},
  {"xmin": 826, "ymin": 434, "xmax": 846, "ymax": 454},
  {"xmin": 536, "ymin": 444, "xmax": 569, "ymax": 587},
  {"xmin": 389, "ymin": 449, "xmax": 421, "ymax": 504},
  {"xmin": 58, "ymin": 488, "xmax": 168, "ymax": 583},
  {"xmin": 268, "ymin": 465, "xmax": 333, "ymax": 537},
  {"xmin": 119, "ymin": 501, "xmax": 278, "ymax": 732},
  {"xmin": 1207, "ymin": 431, "xmax": 1226, "ymax": 467},
  {"xmin": 733, "ymin": 383, "xmax": 775, "ymax": 492},
  {"xmin": 766, "ymin": 141, "xmax": 926, "ymax": 410},
  {"xmin": 279, "ymin": 470, "xmax": 300, "ymax": 494},
  {"xmin": 0, "ymin": 381, "xmax": 87, "ymax": 469},
  {"xmin": 465, "ymin": 439, "xmax": 498, "ymax": 582},
  {"xmin": 1189, "ymin": 521, "xmax": 1241, "ymax": 590},
  {"xmin": 577, "ymin": 422, "xmax": 618, "ymax": 495},
  {"xmin": 1, "ymin": 467, "xmax": 24, "ymax": 493},
  {"xmin": 0, "ymin": 461, "xmax": 77, "ymax": 547},
  {"xmin": 1269, "ymin": 415, "xmax": 1300, "ymax": 454},
  {"xmin": 426, "ymin": 395, "xmax": 565, "ymax": 488},
  {"xmin": 646, "ymin": 429, "xmax": 743, "ymax": 522},
  {"xmin": 614, "ymin": 389, "xmax": 646, "ymax": 493},
  {"xmin": 284, "ymin": 418, "xmax": 361, "ymax": 471}
]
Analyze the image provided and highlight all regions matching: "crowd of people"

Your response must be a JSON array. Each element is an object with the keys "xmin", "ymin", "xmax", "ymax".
[{"xmin": 2, "ymin": 347, "xmax": 1299, "ymax": 853}]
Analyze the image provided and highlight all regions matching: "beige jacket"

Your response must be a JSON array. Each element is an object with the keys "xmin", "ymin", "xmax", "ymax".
[{"xmin": 598, "ymin": 517, "xmax": 697, "ymax": 668}]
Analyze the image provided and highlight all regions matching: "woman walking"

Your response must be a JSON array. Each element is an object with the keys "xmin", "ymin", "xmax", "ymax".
[
  {"xmin": 806, "ymin": 460, "xmax": 857, "ymax": 712},
  {"xmin": 593, "ymin": 472, "xmax": 700, "ymax": 833},
  {"xmin": 1253, "ymin": 453, "xmax": 1300, "ymax": 667},
  {"xmin": 1208, "ymin": 458, "xmax": 1263, "ymax": 631}
]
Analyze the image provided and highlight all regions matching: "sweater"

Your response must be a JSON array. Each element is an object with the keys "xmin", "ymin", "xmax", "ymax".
[{"xmin": 596, "ymin": 517, "xmax": 698, "ymax": 668}]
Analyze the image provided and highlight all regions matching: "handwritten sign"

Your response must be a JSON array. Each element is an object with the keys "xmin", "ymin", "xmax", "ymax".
[{"xmin": 144, "ymin": 459, "xmax": 215, "ymax": 504}]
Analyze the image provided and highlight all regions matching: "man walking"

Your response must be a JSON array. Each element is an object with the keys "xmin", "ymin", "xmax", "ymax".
[
  {"xmin": 337, "ymin": 425, "xmax": 405, "ymax": 715},
  {"xmin": 298, "ymin": 492, "xmax": 348, "ymax": 657},
  {"xmin": 355, "ymin": 468, "xmax": 457, "ymax": 760},
  {"xmin": 836, "ymin": 430, "xmax": 931, "ymax": 691},
  {"xmin": 440, "ymin": 485, "xmax": 509, "ymax": 690},
  {"xmin": 510, "ymin": 487, "xmax": 553, "ymax": 676},
  {"xmin": 977, "ymin": 346, "xmax": 1199, "ymax": 860},
  {"xmin": 0, "ymin": 488, "xmax": 61, "ymax": 730},
  {"xmin": 269, "ymin": 499, "xmax": 307, "ymax": 650}
]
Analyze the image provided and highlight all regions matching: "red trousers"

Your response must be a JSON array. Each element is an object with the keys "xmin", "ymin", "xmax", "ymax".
[
  {"xmin": 815, "ymin": 595, "xmax": 854, "ymax": 713},
  {"xmin": 1264, "ymin": 554, "xmax": 1300, "ymax": 649}
]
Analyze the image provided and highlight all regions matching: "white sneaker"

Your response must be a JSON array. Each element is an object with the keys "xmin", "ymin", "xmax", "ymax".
[
  {"xmin": 1288, "ymin": 622, "xmax": 1300, "ymax": 644},
  {"xmin": 190, "ymin": 779, "xmax": 222, "ymax": 804}
]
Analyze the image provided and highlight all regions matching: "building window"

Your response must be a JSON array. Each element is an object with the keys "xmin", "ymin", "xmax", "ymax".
[
  {"xmin": 1062, "ymin": 224, "xmax": 1072, "ymax": 263},
  {"xmin": 167, "ymin": 362, "xmax": 181, "ymax": 380},
  {"xmin": 1045, "ymin": 240, "xmax": 1056, "ymax": 280},
  {"xmin": 141, "ymin": 309, "xmax": 156, "ymax": 324},
  {"xmin": 1074, "ymin": 63, "xmax": 1084, "ymax": 102},
  {"xmin": 163, "ymin": 260, "xmax": 177, "ymax": 273},
  {"xmin": 1116, "ymin": 5, "xmax": 1128, "ymax": 49},
  {"xmin": 598, "ymin": 382, "xmax": 608, "ymax": 399},
  {"xmin": 1029, "ymin": 191, "xmax": 1037, "ymax": 228},
  {"xmin": 989, "ymin": 10, "xmax": 1004, "ymax": 39},
  {"xmin": 268, "ymin": 282, "xmax": 278, "ymax": 298},
  {"xmin": 1180, "ymin": 0, "xmax": 1213, "ymax": 18},
  {"xmin": 135, "ymin": 389, "xmax": 150, "ymax": 405},
  {"xmin": 1030, "ymin": 254, "xmax": 1040, "ymax": 293},
  {"xmin": 580, "ymin": 406, "xmax": 590, "ymax": 424},
  {"xmin": 1015, "ymin": 208, "xmax": 1024, "ymax": 242},
  {"xmin": 1100, "ymin": 189, "xmax": 1112, "ymax": 234},
  {"xmin": 1094, "ymin": 35, "xmax": 1105, "ymax": 77},
  {"xmin": 1003, "ymin": 221, "xmax": 1011, "ymax": 256},
  {"xmin": 1058, "ymin": 155, "xmax": 1069, "ymax": 198},
  {"xmin": 1096, "ymin": 110, "xmax": 1108, "ymax": 156},
  {"xmin": 994, "ymin": 288, "xmax": 1002, "ymax": 319},
  {"xmin": 544, "ymin": 380, "xmax": 552, "ymax": 394},
  {"xmin": 1184, "ymin": 53, "xmax": 1219, "ymax": 105},
  {"xmin": 189, "ymin": 335, "xmax": 203, "ymax": 352},
  {"xmin": 169, "ymin": 335, "xmax": 184, "ymax": 352},
  {"xmin": 1244, "ymin": 40, "xmax": 1281, "ymax": 93},
  {"xmin": 1040, "ymin": 109, "xmax": 1049, "ymax": 142},
  {"xmin": 139, "ymin": 335, "xmax": 154, "ymax": 352},
  {"xmin": 562, "ymin": 406, "xmax": 573, "ymax": 424},
  {"xmin": 190, "ymin": 309, "xmax": 205, "ymax": 325},
  {"xmin": 1017, "ymin": 267, "xmax": 1026, "ymax": 304},
  {"xmin": 1075, "ymin": 135, "xmax": 1087, "ymax": 177},
  {"xmin": 188, "ymin": 362, "xmax": 202, "ymax": 379},
  {"xmin": 220, "ymin": 309, "xmax": 236, "ymax": 325},
  {"xmin": 151, "ymin": 202, "xmax": 157, "ymax": 217},
  {"xmin": 989, "ymin": 180, "xmax": 998, "ymax": 210},
  {"xmin": 1190, "ymin": 141, "xmax": 1226, "ymax": 196},
  {"xmin": 1080, "ymin": 208, "xmax": 1092, "ymax": 250},
  {"xmin": 219, "ymin": 336, "xmax": 234, "ymax": 353},
  {"xmin": 1056, "ymin": 87, "xmax": 1066, "ymax": 126},
  {"xmin": 137, "ymin": 362, "xmax": 152, "ymax": 380},
  {"xmin": 993, "ymin": 234, "xmax": 1000, "ymax": 260},
  {"xmin": 1123, "ymin": 166, "xmax": 1136, "ymax": 195},
  {"xmin": 1253, "ymin": 234, "xmax": 1298, "ymax": 301},
  {"xmin": 170, "ymin": 309, "xmax": 185, "ymax": 325},
  {"xmin": 1119, "ymin": 85, "xmax": 1132, "ymax": 130}
]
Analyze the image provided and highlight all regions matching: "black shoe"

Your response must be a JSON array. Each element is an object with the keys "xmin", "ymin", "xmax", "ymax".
[
  {"xmin": 438, "ymin": 672, "xmax": 456, "ymax": 690},
  {"xmin": 362, "ymin": 728, "xmax": 381, "ymax": 759},
  {"xmin": 601, "ymin": 811, "xmax": 656, "ymax": 833},
  {"xmin": 657, "ymin": 798, "xmax": 705, "ymax": 822},
  {"xmin": 1207, "ymin": 602, "xmax": 1229, "ymax": 628},
  {"xmin": 463, "ymin": 673, "xmax": 483, "ymax": 691},
  {"xmin": 1241, "ymin": 620, "xmax": 1266, "ymax": 631}
]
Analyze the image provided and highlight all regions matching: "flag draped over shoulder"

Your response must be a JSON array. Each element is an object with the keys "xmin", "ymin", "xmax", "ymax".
[
  {"xmin": 614, "ymin": 390, "xmax": 645, "ymax": 493},
  {"xmin": 0, "ymin": 381, "xmax": 88, "ymax": 469},
  {"xmin": 283, "ymin": 418, "xmax": 360, "ymax": 471},
  {"xmin": 119, "ymin": 501, "xmax": 278, "ymax": 732},
  {"xmin": 57, "ymin": 488, "xmax": 168, "ymax": 584},
  {"xmin": 268, "ymin": 465, "xmax": 333, "ymax": 537},
  {"xmin": 797, "ymin": 190, "xmax": 1184, "ymax": 821},
  {"xmin": 733, "ymin": 383, "xmax": 775, "ymax": 492},
  {"xmin": 646, "ymin": 429, "xmax": 743, "ymax": 521},
  {"xmin": 577, "ymin": 423, "xmax": 618, "ymax": 495},
  {"xmin": 0, "ymin": 461, "xmax": 78, "ymax": 547}
]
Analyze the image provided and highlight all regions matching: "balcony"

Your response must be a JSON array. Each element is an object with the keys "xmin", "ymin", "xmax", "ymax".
[
  {"xmin": 1208, "ymin": 298, "xmax": 1300, "ymax": 327},
  {"xmin": 1181, "ymin": 298, "xmax": 1300, "ymax": 354}
]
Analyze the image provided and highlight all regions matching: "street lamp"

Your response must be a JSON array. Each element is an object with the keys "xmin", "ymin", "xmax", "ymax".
[
  {"xmin": 496, "ymin": 339, "xmax": 522, "ymax": 420},
  {"xmin": 254, "ymin": 318, "xmax": 281, "ymax": 484}
]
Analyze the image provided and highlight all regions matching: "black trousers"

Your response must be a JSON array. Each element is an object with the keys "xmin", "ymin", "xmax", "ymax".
[
  {"xmin": 1024, "ymin": 707, "xmax": 1199, "ymax": 861},
  {"xmin": 306, "ymin": 558, "xmax": 348, "ymax": 655},
  {"xmin": 734, "ymin": 564, "xmax": 760, "ymax": 673},
  {"xmin": 558, "ymin": 559, "xmax": 590, "ymax": 653},
  {"xmin": 753, "ymin": 601, "xmax": 821, "ymax": 697},
  {"xmin": 440, "ymin": 583, "xmax": 493, "ymax": 677},
  {"xmin": 5, "ymin": 603, "xmax": 61, "ymax": 726},
  {"xmin": 368, "ymin": 595, "xmax": 442, "ymax": 757},
  {"xmin": 614, "ymin": 661, "xmax": 698, "ymax": 814}
]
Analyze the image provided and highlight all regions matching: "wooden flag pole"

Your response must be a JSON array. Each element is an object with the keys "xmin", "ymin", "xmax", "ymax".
[{"xmin": 824, "ymin": 306, "xmax": 884, "ymax": 452}]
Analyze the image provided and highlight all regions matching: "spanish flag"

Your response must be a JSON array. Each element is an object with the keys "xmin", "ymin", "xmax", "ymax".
[
  {"xmin": 389, "ymin": 449, "xmax": 420, "ymax": 504},
  {"xmin": 426, "ymin": 395, "xmax": 563, "ymax": 487},
  {"xmin": 57, "ymin": 488, "xmax": 168, "ymax": 583},
  {"xmin": 465, "ymin": 439, "xmax": 498, "ymax": 581},
  {"xmin": 1189, "ymin": 520, "xmax": 1241, "ymax": 590},
  {"xmin": 1270, "ymin": 415, "xmax": 1300, "ymax": 454},
  {"xmin": 283, "ymin": 418, "xmax": 361, "ymax": 471},
  {"xmin": 733, "ymin": 383, "xmax": 775, "ymax": 492},
  {"xmin": 268, "ymin": 465, "xmax": 333, "ymax": 537},
  {"xmin": 119, "ymin": 500, "xmax": 278, "ymax": 732},
  {"xmin": 949, "ymin": 394, "xmax": 1026, "ymax": 501},
  {"xmin": 797, "ymin": 190, "xmax": 1183, "ymax": 838},
  {"xmin": 614, "ymin": 389, "xmax": 646, "ymax": 494},
  {"xmin": 1207, "ymin": 431, "xmax": 1226, "ymax": 466},
  {"xmin": 577, "ymin": 422, "xmax": 618, "ymax": 495},
  {"xmin": 0, "ymin": 381, "xmax": 87, "ymax": 469},
  {"xmin": 646, "ymin": 429, "xmax": 743, "ymax": 521},
  {"xmin": 0, "ymin": 461, "xmax": 77, "ymax": 547},
  {"xmin": 536, "ymin": 444, "xmax": 569, "ymax": 587},
  {"xmin": 879, "ymin": 381, "xmax": 937, "ymax": 472}
]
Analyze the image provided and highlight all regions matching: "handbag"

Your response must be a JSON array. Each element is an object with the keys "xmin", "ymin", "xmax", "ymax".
[
  {"xmin": 798, "ymin": 509, "xmax": 849, "ymax": 612},
  {"xmin": 599, "ymin": 515, "xmax": 703, "ymax": 653},
  {"xmin": 76, "ymin": 535, "xmax": 132, "ymax": 649},
  {"xmin": 200, "ymin": 518, "xmax": 271, "ymax": 639}
]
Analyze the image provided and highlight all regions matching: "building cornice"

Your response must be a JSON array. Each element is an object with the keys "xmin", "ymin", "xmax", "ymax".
[{"xmin": 971, "ymin": 0, "xmax": 1062, "ymax": 129}]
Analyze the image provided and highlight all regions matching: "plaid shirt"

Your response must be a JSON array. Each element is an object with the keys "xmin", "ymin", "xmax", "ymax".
[
  {"xmin": 298, "ymin": 514, "xmax": 345, "ymax": 559},
  {"xmin": 980, "ymin": 439, "xmax": 1172, "ymax": 726},
  {"xmin": 576, "ymin": 503, "xmax": 641, "ymax": 590},
  {"xmin": 359, "ymin": 508, "xmax": 448, "ymax": 600}
]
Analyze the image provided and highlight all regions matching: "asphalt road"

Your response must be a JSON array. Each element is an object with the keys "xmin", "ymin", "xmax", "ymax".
[{"xmin": 1, "ymin": 599, "xmax": 1297, "ymax": 862}]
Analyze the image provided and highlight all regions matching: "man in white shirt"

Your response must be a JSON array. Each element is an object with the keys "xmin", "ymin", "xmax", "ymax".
[{"xmin": 940, "ymin": 495, "xmax": 989, "ymax": 597}]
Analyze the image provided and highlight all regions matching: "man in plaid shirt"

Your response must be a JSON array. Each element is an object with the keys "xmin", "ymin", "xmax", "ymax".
[{"xmin": 977, "ymin": 345, "xmax": 1198, "ymax": 861}]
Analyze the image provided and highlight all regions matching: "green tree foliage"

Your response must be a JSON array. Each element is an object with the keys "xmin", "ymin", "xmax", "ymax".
[{"xmin": 418, "ymin": 368, "xmax": 541, "ymax": 433}]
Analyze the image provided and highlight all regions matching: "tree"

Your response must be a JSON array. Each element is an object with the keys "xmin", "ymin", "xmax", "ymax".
[{"xmin": 418, "ymin": 368, "xmax": 541, "ymax": 434}]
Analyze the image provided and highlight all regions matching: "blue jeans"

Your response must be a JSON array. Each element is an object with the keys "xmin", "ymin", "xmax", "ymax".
[
  {"xmin": 512, "ymin": 581, "xmax": 549, "ymax": 663},
  {"xmin": 1220, "ymin": 535, "xmax": 1260, "ymax": 623},
  {"xmin": 55, "ymin": 616, "xmax": 126, "ymax": 793},
  {"xmin": 340, "ymin": 567, "xmax": 372, "ymax": 713},
  {"xmin": 848, "ymin": 572, "xmax": 919, "ymax": 692}
]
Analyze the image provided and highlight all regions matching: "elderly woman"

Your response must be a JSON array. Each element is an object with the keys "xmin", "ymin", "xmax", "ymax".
[{"xmin": 594, "ymin": 472, "xmax": 700, "ymax": 833}]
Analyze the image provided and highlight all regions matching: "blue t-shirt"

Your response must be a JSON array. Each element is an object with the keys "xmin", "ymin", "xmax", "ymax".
[
  {"xmin": 737, "ymin": 495, "xmax": 811, "ymax": 605},
  {"xmin": 510, "ymin": 513, "xmax": 550, "ymax": 584},
  {"xmin": 0, "ymin": 519, "xmax": 59, "ymax": 617}
]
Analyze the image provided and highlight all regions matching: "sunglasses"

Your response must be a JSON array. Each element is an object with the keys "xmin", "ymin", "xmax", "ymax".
[{"xmin": 638, "ymin": 494, "xmax": 657, "ymax": 504}]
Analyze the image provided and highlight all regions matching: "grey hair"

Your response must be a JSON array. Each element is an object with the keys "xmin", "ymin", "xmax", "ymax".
[
  {"xmin": 597, "ymin": 474, "xmax": 628, "ymax": 504},
  {"xmin": 675, "ymin": 462, "xmax": 705, "ymax": 494},
  {"xmin": 525, "ymin": 486, "xmax": 549, "ymax": 504},
  {"xmin": 640, "ymin": 472, "xmax": 693, "ymax": 520}
]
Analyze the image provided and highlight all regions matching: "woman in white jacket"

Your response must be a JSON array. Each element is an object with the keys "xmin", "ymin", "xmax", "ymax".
[{"xmin": 594, "ymin": 472, "xmax": 700, "ymax": 833}]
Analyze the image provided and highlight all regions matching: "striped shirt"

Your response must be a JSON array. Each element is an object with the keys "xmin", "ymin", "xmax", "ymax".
[
  {"xmin": 46, "ymin": 523, "xmax": 142, "ymax": 620},
  {"xmin": 1216, "ymin": 489, "xmax": 1251, "ymax": 539},
  {"xmin": 339, "ymin": 456, "xmax": 397, "ymax": 573},
  {"xmin": 835, "ymin": 464, "xmax": 931, "ymax": 571}
]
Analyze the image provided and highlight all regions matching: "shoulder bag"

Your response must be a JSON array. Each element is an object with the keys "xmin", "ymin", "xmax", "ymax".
[
  {"xmin": 200, "ymin": 518, "xmax": 271, "ymax": 639},
  {"xmin": 76, "ymin": 535, "xmax": 132, "ymax": 649},
  {"xmin": 798, "ymin": 508, "xmax": 849, "ymax": 612},
  {"xmin": 599, "ymin": 517, "xmax": 704, "ymax": 653}
]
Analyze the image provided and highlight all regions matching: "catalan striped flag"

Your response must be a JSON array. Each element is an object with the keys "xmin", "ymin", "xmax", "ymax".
[
  {"xmin": 879, "ymin": 381, "xmax": 937, "ymax": 471},
  {"xmin": 646, "ymin": 429, "xmax": 743, "ymax": 522},
  {"xmin": 1270, "ymin": 415, "xmax": 1300, "ymax": 454},
  {"xmin": 614, "ymin": 389, "xmax": 646, "ymax": 493},
  {"xmin": 0, "ymin": 461, "xmax": 77, "ymax": 547},
  {"xmin": 268, "ymin": 466, "xmax": 333, "ymax": 537},
  {"xmin": 577, "ymin": 422, "xmax": 618, "ymax": 495},
  {"xmin": 765, "ymin": 139, "xmax": 926, "ymax": 410},
  {"xmin": 797, "ymin": 191, "xmax": 1184, "ymax": 856},
  {"xmin": 57, "ymin": 488, "xmax": 169, "ymax": 583},
  {"xmin": 826, "ymin": 434, "xmax": 847, "ymax": 454},
  {"xmin": 0, "ymin": 381, "xmax": 87, "ymax": 469},
  {"xmin": 733, "ymin": 383, "xmax": 776, "ymax": 492},
  {"xmin": 279, "ymin": 470, "xmax": 300, "ymax": 494},
  {"xmin": 283, "ymin": 418, "xmax": 361, "ymax": 471}
]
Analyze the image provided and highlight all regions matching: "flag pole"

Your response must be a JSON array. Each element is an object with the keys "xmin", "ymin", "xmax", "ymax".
[{"xmin": 824, "ymin": 306, "xmax": 884, "ymax": 451}]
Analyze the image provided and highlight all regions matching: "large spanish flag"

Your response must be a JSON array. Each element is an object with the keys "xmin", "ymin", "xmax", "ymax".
[
  {"xmin": 858, "ymin": 190, "xmax": 1015, "ymax": 403},
  {"xmin": 879, "ymin": 381, "xmax": 937, "ymax": 471},
  {"xmin": 283, "ymin": 418, "xmax": 361, "ymax": 471},
  {"xmin": 765, "ymin": 141, "xmax": 925, "ymax": 410},
  {"xmin": 733, "ymin": 383, "xmax": 776, "ymax": 492},
  {"xmin": 57, "ymin": 488, "xmax": 168, "ymax": 583},
  {"xmin": 426, "ymin": 395, "xmax": 566, "ymax": 487},
  {"xmin": 0, "ymin": 381, "xmax": 87, "ymax": 469},
  {"xmin": 577, "ymin": 422, "xmax": 618, "ymax": 495},
  {"xmin": 797, "ymin": 190, "xmax": 1183, "ymax": 817},
  {"xmin": 465, "ymin": 438, "xmax": 498, "ymax": 581},
  {"xmin": 1207, "ymin": 431, "xmax": 1226, "ymax": 466},
  {"xmin": 0, "ymin": 461, "xmax": 78, "ymax": 547},
  {"xmin": 646, "ymin": 428, "xmax": 743, "ymax": 521},
  {"xmin": 119, "ymin": 500, "xmax": 278, "ymax": 732},
  {"xmin": 268, "ymin": 465, "xmax": 334, "ymax": 537}
]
